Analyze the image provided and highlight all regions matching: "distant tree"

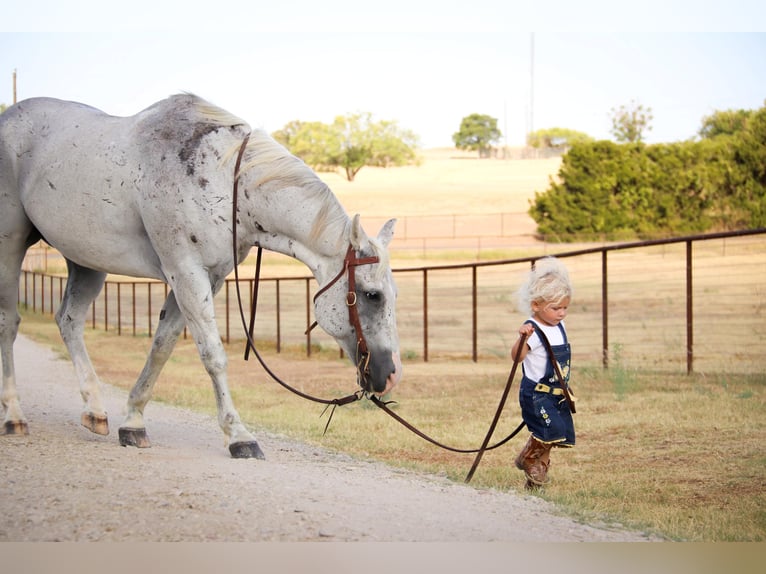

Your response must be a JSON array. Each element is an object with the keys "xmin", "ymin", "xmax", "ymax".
[
  {"xmin": 452, "ymin": 113, "xmax": 501, "ymax": 158},
  {"xmin": 527, "ymin": 127, "xmax": 593, "ymax": 149},
  {"xmin": 698, "ymin": 108, "xmax": 754, "ymax": 139},
  {"xmin": 273, "ymin": 120, "xmax": 340, "ymax": 172},
  {"xmin": 610, "ymin": 100, "xmax": 653, "ymax": 143},
  {"xmin": 365, "ymin": 119, "xmax": 420, "ymax": 168},
  {"xmin": 0, "ymin": 103, "xmax": 7, "ymax": 114},
  {"xmin": 274, "ymin": 112, "xmax": 419, "ymax": 182},
  {"xmin": 331, "ymin": 112, "xmax": 419, "ymax": 181}
]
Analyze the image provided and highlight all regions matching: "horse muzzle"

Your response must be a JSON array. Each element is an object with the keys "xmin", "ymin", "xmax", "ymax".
[{"xmin": 357, "ymin": 350, "xmax": 402, "ymax": 395}]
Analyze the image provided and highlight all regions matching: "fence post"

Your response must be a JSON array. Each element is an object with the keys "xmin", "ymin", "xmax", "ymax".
[
  {"xmin": 276, "ymin": 279, "xmax": 281, "ymax": 353},
  {"xmin": 117, "ymin": 283, "xmax": 122, "ymax": 335},
  {"xmin": 225, "ymin": 279, "xmax": 230, "ymax": 344},
  {"xmin": 602, "ymin": 251, "xmax": 609, "ymax": 369},
  {"xmin": 423, "ymin": 269, "xmax": 429, "ymax": 362},
  {"xmin": 305, "ymin": 278, "xmax": 312, "ymax": 357},
  {"xmin": 472, "ymin": 266, "xmax": 478, "ymax": 362},
  {"xmin": 686, "ymin": 240, "xmax": 693, "ymax": 375}
]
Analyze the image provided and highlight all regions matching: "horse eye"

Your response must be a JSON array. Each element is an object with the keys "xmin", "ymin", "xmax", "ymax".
[{"xmin": 365, "ymin": 291, "xmax": 380, "ymax": 302}]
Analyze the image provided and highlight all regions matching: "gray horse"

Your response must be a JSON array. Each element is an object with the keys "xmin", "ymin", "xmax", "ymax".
[{"xmin": 0, "ymin": 94, "xmax": 401, "ymax": 458}]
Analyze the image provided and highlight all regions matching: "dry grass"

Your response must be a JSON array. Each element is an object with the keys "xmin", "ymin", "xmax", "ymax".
[
  {"xmin": 326, "ymin": 148, "xmax": 561, "ymax": 217},
  {"xmin": 13, "ymin": 151, "xmax": 766, "ymax": 541}
]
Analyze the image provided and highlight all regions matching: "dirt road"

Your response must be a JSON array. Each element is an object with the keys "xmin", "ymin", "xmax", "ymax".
[{"xmin": 0, "ymin": 334, "xmax": 657, "ymax": 542}]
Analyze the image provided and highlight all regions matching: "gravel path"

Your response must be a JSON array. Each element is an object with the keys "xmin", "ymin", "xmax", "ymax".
[{"xmin": 0, "ymin": 334, "xmax": 657, "ymax": 542}]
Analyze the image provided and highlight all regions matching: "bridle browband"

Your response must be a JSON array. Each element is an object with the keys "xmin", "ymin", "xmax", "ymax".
[{"xmin": 228, "ymin": 133, "xmax": 526, "ymax": 470}]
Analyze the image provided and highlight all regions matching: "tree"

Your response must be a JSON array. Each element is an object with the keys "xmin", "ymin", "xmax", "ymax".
[
  {"xmin": 528, "ymin": 102, "xmax": 766, "ymax": 241},
  {"xmin": 272, "ymin": 120, "xmax": 341, "ymax": 172},
  {"xmin": 452, "ymin": 113, "xmax": 501, "ymax": 158},
  {"xmin": 527, "ymin": 127, "xmax": 593, "ymax": 149},
  {"xmin": 274, "ymin": 113, "xmax": 419, "ymax": 182},
  {"xmin": 0, "ymin": 103, "xmax": 7, "ymax": 114},
  {"xmin": 610, "ymin": 100, "xmax": 653, "ymax": 143},
  {"xmin": 698, "ymin": 108, "xmax": 754, "ymax": 139}
]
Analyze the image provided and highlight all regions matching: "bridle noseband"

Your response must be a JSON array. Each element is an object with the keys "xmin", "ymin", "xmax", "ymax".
[{"xmin": 312, "ymin": 244, "xmax": 379, "ymax": 384}]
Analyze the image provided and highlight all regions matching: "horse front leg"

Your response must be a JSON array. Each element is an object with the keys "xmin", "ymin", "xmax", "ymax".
[
  {"xmin": 118, "ymin": 290, "xmax": 185, "ymax": 449},
  {"xmin": 55, "ymin": 262, "xmax": 110, "ymax": 435},
  {"xmin": 0, "ymin": 178, "xmax": 35, "ymax": 435},
  {"xmin": 172, "ymin": 275, "xmax": 264, "ymax": 459}
]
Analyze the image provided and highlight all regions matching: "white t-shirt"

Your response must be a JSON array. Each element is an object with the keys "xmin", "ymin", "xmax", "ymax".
[{"xmin": 522, "ymin": 319, "xmax": 566, "ymax": 383}]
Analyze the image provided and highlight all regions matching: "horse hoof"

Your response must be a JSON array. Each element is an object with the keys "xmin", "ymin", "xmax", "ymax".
[
  {"xmin": 81, "ymin": 413, "xmax": 109, "ymax": 435},
  {"xmin": 3, "ymin": 420, "xmax": 30, "ymax": 435},
  {"xmin": 229, "ymin": 441, "xmax": 265, "ymax": 459},
  {"xmin": 119, "ymin": 427, "xmax": 151, "ymax": 448}
]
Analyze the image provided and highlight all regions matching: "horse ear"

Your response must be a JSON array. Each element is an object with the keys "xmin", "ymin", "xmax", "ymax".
[
  {"xmin": 349, "ymin": 214, "xmax": 370, "ymax": 251},
  {"xmin": 377, "ymin": 218, "xmax": 397, "ymax": 248}
]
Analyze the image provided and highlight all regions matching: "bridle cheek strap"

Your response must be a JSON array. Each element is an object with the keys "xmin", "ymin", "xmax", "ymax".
[{"xmin": 311, "ymin": 245, "xmax": 378, "ymax": 370}]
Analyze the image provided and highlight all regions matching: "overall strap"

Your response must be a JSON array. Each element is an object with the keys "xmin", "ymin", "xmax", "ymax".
[
  {"xmin": 524, "ymin": 319, "xmax": 567, "ymax": 345},
  {"xmin": 524, "ymin": 320, "xmax": 576, "ymax": 413}
]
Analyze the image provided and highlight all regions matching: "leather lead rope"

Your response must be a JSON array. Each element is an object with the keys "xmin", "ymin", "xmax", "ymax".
[
  {"xmin": 370, "ymin": 395, "xmax": 526, "ymax": 455},
  {"xmin": 244, "ymin": 245, "xmax": 262, "ymax": 361},
  {"xmin": 464, "ymin": 331, "xmax": 529, "ymax": 482}
]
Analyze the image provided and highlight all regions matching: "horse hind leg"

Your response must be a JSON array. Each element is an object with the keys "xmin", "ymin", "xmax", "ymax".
[
  {"xmin": 55, "ymin": 261, "xmax": 109, "ymax": 435},
  {"xmin": 0, "ymin": 259, "xmax": 28, "ymax": 436},
  {"xmin": 0, "ymin": 225, "xmax": 40, "ymax": 436}
]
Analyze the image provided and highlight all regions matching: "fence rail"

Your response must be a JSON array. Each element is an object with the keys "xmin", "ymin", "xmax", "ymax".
[{"xmin": 17, "ymin": 229, "xmax": 766, "ymax": 375}]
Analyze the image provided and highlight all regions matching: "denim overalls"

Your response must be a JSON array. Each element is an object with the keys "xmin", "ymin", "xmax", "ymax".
[{"xmin": 518, "ymin": 320, "xmax": 575, "ymax": 446}]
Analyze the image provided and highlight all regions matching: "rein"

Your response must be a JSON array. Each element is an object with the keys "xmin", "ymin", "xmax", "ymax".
[
  {"xmin": 229, "ymin": 133, "xmax": 525, "ymax": 464},
  {"xmin": 464, "ymin": 332, "xmax": 528, "ymax": 482}
]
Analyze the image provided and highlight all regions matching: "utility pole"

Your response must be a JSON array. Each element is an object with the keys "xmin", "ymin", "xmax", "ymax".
[
  {"xmin": 503, "ymin": 99, "xmax": 508, "ymax": 159},
  {"xmin": 529, "ymin": 33, "xmax": 535, "ymax": 138},
  {"xmin": 13, "ymin": 68, "xmax": 17, "ymax": 104}
]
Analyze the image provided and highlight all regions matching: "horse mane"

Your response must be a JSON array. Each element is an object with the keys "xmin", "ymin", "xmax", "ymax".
[
  {"xmin": 190, "ymin": 95, "xmax": 388, "ymax": 271},
  {"xmin": 187, "ymin": 93, "xmax": 248, "ymax": 129},
  {"xmin": 189, "ymin": 93, "xmax": 345, "ymax": 252}
]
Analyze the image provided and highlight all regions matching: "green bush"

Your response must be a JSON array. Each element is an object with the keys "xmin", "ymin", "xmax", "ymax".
[{"xmin": 529, "ymin": 106, "xmax": 766, "ymax": 241}]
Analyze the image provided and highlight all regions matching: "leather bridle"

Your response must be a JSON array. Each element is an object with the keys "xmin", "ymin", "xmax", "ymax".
[{"xmin": 311, "ymin": 244, "xmax": 379, "ymax": 386}]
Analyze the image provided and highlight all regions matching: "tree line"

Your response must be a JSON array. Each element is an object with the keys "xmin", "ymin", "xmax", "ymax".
[
  {"xmin": 528, "ymin": 104, "xmax": 766, "ymax": 241},
  {"xmin": 2, "ymin": 96, "xmax": 762, "ymax": 240}
]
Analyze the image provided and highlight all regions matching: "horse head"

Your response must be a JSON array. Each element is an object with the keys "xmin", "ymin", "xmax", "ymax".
[{"xmin": 313, "ymin": 215, "xmax": 402, "ymax": 395}]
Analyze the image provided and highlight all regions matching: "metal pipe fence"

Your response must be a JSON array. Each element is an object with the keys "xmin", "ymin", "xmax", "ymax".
[{"xmin": 17, "ymin": 229, "xmax": 766, "ymax": 375}]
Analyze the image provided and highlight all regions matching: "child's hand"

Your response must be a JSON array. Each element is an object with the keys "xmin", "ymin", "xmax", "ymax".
[{"xmin": 518, "ymin": 323, "xmax": 535, "ymax": 337}]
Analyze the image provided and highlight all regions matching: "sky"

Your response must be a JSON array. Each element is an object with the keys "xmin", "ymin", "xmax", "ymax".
[{"xmin": 1, "ymin": 2, "xmax": 765, "ymax": 148}]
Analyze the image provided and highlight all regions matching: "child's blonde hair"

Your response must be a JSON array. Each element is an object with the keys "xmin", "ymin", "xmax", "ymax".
[{"xmin": 516, "ymin": 256, "xmax": 573, "ymax": 315}]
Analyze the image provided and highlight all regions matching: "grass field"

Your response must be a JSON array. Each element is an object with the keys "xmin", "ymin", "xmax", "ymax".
[
  {"xmin": 14, "ymin": 149, "xmax": 766, "ymax": 541},
  {"xmin": 17, "ymin": 309, "xmax": 766, "ymax": 542}
]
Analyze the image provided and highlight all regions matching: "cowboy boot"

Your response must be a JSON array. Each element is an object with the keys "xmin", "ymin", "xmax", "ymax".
[{"xmin": 514, "ymin": 435, "xmax": 552, "ymax": 487}]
